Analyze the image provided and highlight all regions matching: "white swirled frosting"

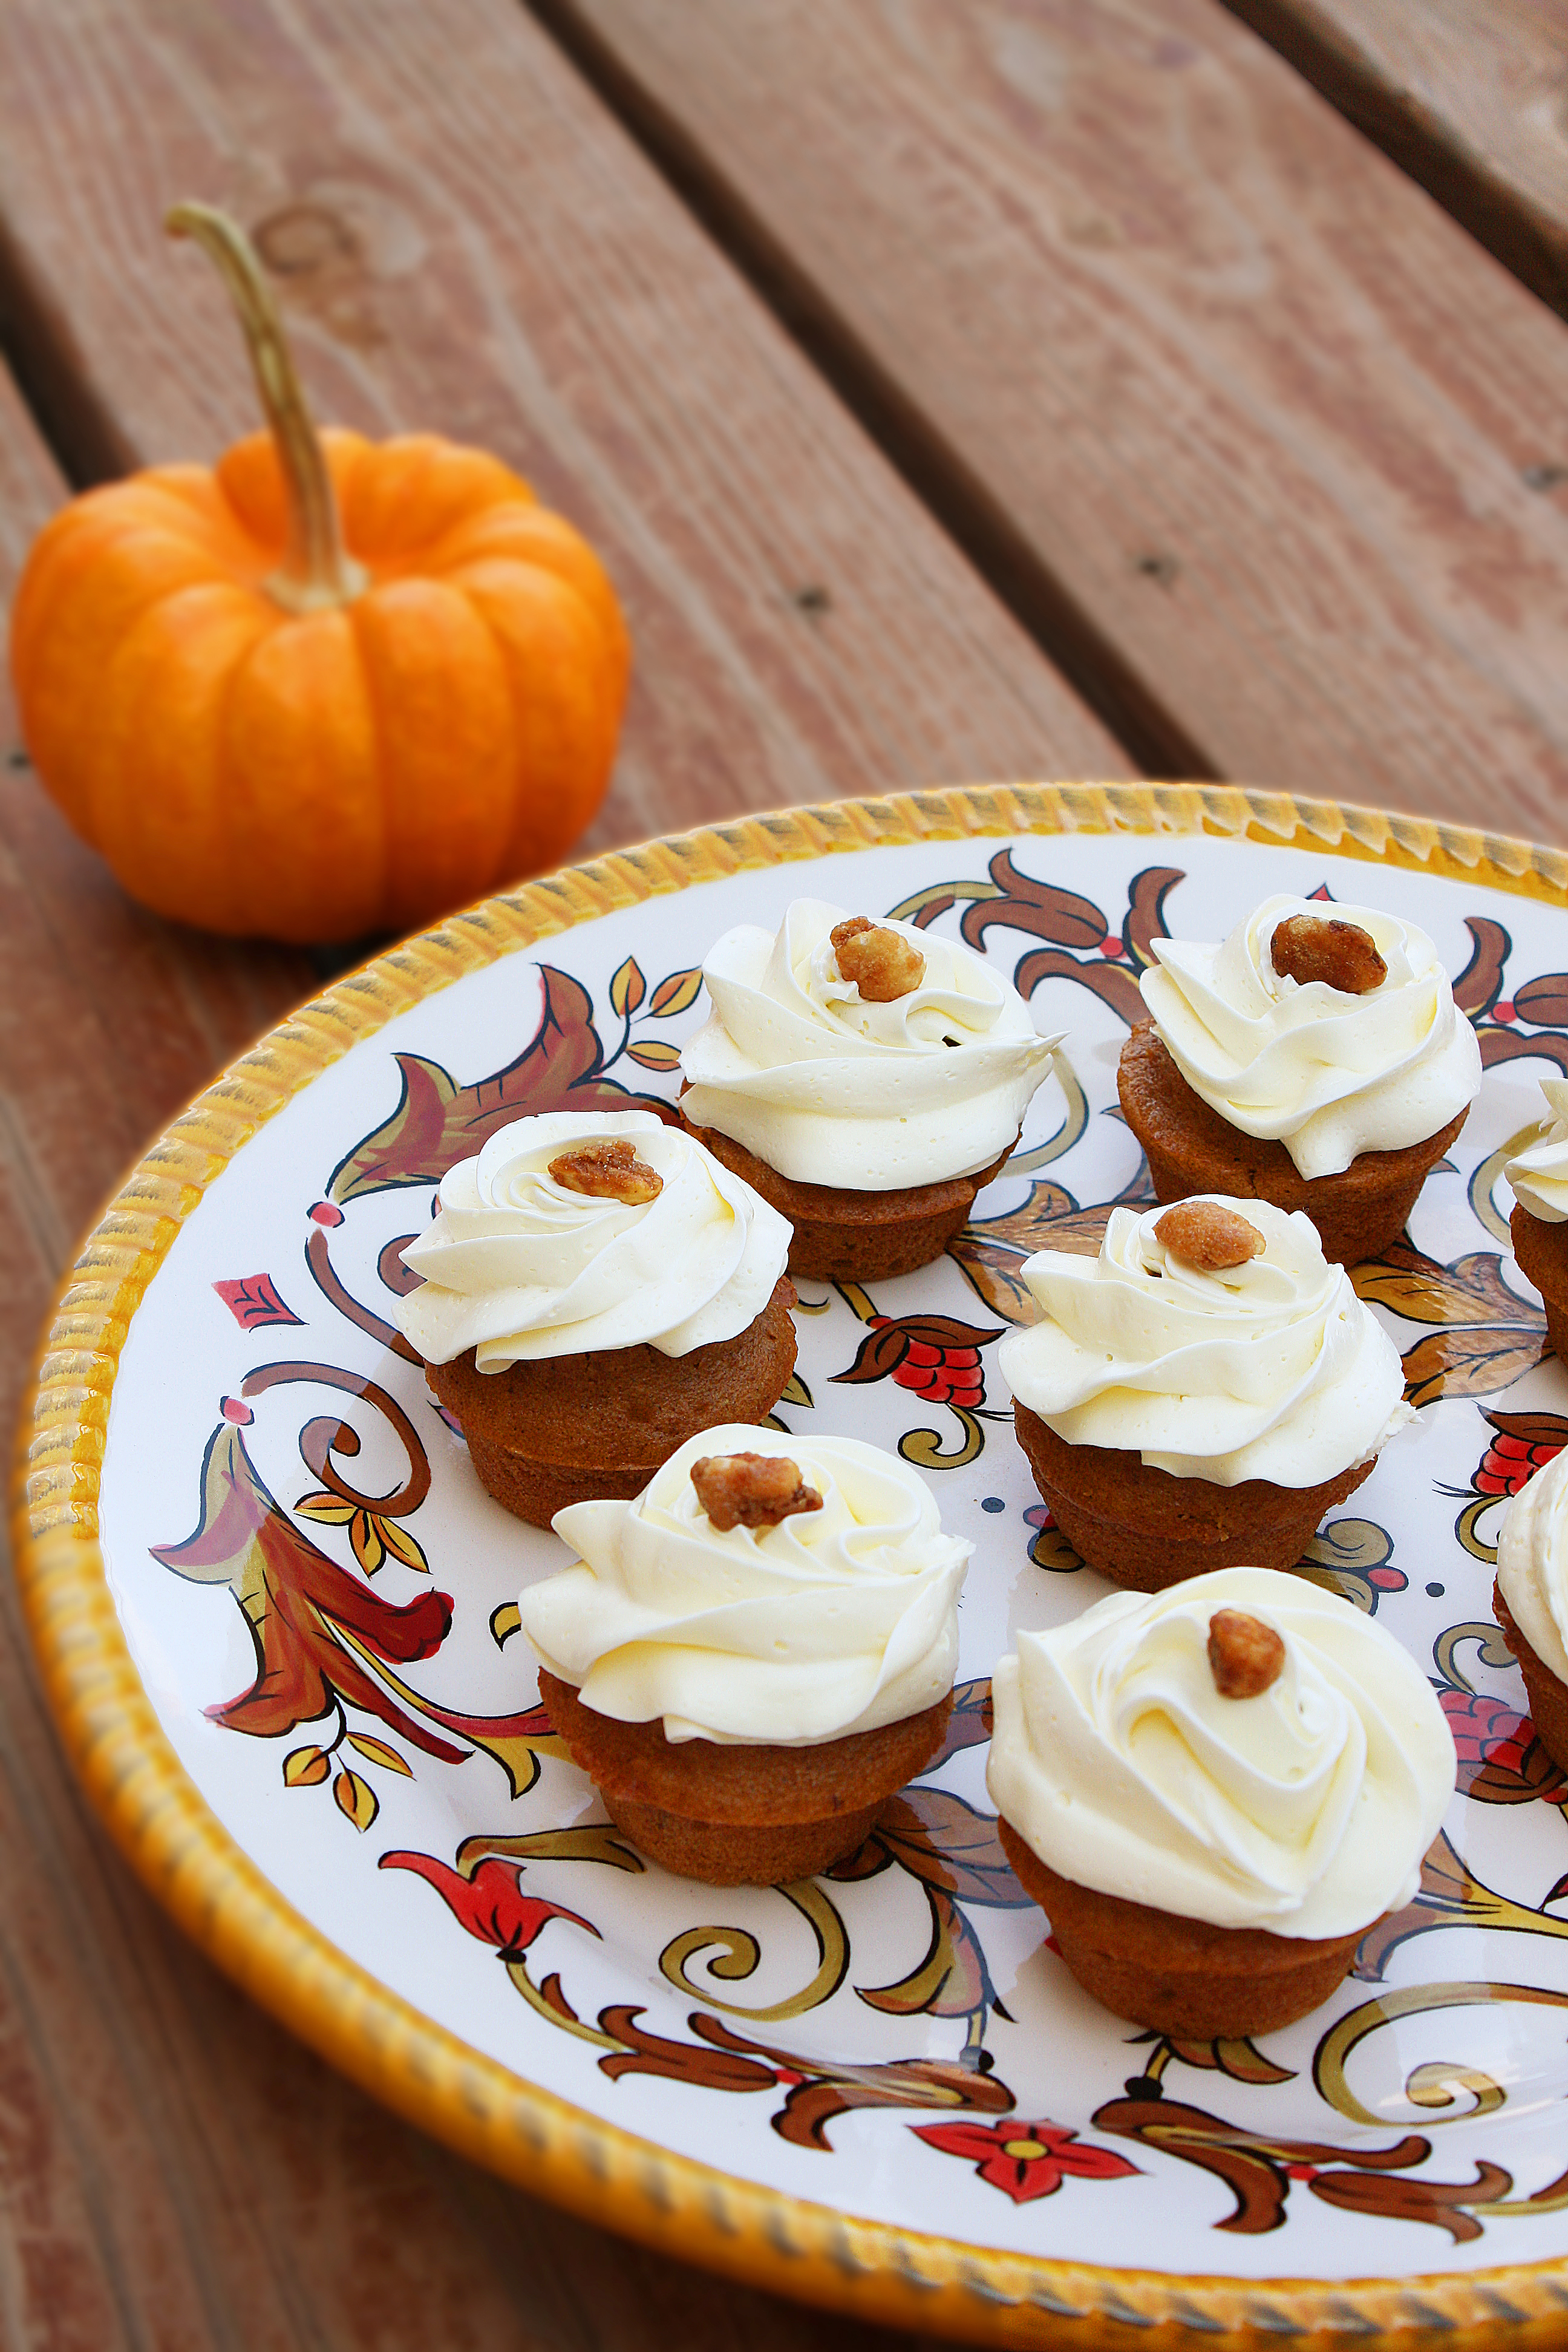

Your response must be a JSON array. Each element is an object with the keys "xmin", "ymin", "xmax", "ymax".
[
  {"xmin": 998, "ymin": 1198, "xmax": 1410, "ymax": 1487},
  {"xmin": 395, "ymin": 1112, "xmax": 791, "ymax": 1370},
  {"xmin": 1497, "ymin": 1445, "xmax": 1568, "ymax": 1685},
  {"xmin": 987, "ymin": 1568, "xmax": 1455, "ymax": 1935},
  {"xmin": 1506, "ymin": 1078, "xmax": 1568, "ymax": 1225},
  {"xmin": 1140, "ymin": 893, "xmax": 1480, "ymax": 1179},
  {"xmin": 679, "ymin": 897, "xmax": 1063, "ymax": 1189},
  {"xmin": 521, "ymin": 1424, "xmax": 972, "ymax": 1743}
]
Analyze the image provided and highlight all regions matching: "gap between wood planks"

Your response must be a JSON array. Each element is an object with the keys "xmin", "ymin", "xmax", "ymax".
[
  {"xmin": 1214, "ymin": 0, "xmax": 1568, "ymax": 331},
  {"xmin": 523, "ymin": 0, "xmax": 1211, "ymax": 781}
]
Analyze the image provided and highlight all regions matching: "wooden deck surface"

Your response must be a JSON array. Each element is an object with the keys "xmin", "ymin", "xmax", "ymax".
[
  {"xmin": 543, "ymin": 0, "xmax": 1568, "ymax": 843},
  {"xmin": 4, "ymin": 0, "xmax": 1568, "ymax": 2344},
  {"xmin": 1220, "ymin": 0, "xmax": 1568, "ymax": 322}
]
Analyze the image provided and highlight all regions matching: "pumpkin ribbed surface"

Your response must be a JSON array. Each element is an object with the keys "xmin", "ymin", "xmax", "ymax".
[{"xmin": 12, "ymin": 426, "xmax": 630, "ymax": 940}]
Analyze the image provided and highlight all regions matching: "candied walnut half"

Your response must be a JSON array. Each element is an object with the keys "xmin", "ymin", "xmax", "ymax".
[
  {"xmin": 691, "ymin": 1451, "xmax": 824, "ymax": 1532},
  {"xmin": 548, "ymin": 1138, "xmax": 662, "ymax": 1204},
  {"xmin": 1207, "ymin": 1609, "xmax": 1286, "ymax": 1700},
  {"xmin": 1270, "ymin": 913, "xmax": 1387, "ymax": 996},
  {"xmin": 830, "ymin": 915, "xmax": 926, "ymax": 1002},
  {"xmin": 1155, "ymin": 1199, "xmax": 1265, "ymax": 1273}
]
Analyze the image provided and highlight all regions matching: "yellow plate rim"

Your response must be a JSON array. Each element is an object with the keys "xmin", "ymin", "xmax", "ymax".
[{"xmin": 15, "ymin": 782, "xmax": 1568, "ymax": 2350}]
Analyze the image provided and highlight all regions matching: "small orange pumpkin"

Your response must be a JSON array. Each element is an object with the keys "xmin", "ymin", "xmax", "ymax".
[{"xmin": 10, "ymin": 203, "xmax": 630, "ymax": 942}]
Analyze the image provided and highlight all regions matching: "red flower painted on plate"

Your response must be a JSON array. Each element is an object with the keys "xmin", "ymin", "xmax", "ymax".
[
  {"xmin": 833, "ymin": 1315, "xmax": 1002, "ymax": 1411},
  {"xmin": 1472, "ymin": 1415, "xmax": 1568, "ymax": 1499},
  {"xmin": 1439, "ymin": 1687, "xmax": 1567, "ymax": 1808},
  {"xmin": 212, "ymin": 1273, "xmax": 304, "ymax": 1331},
  {"xmin": 913, "ymin": 2116, "xmax": 1138, "ymax": 2205},
  {"xmin": 1442, "ymin": 1687, "xmax": 1533, "ymax": 1771},
  {"xmin": 380, "ymin": 1852, "xmax": 596, "ymax": 1959}
]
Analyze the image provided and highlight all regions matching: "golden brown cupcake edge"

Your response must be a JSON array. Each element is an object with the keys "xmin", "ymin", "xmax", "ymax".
[
  {"xmin": 1509, "ymin": 1199, "xmax": 1568, "ymax": 1363},
  {"xmin": 1011, "ymin": 1402, "xmax": 1373, "ymax": 1590},
  {"xmin": 998, "ymin": 1819, "xmax": 1367, "ymax": 2039},
  {"xmin": 538, "ymin": 1668, "xmax": 952, "ymax": 1885},
  {"xmin": 1117, "ymin": 1022, "xmax": 1468, "ymax": 1267},
  {"xmin": 676, "ymin": 1106, "xmax": 1013, "ymax": 1281},
  {"xmin": 425, "ymin": 1275, "xmax": 797, "ymax": 1527},
  {"xmin": 1493, "ymin": 1577, "xmax": 1568, "ymax": 1779}
]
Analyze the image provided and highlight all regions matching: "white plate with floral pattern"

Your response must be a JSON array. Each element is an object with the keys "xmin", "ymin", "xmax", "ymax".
[{"xmin": 18, "ymin": 787, "xmax": 1568, "ymax": 2348}]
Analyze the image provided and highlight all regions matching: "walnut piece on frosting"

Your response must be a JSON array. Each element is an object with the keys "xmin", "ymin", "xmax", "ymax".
[
  {"xmin": 1155, "ymin": 1199, "xmax": 1265, "ymax": 1272},
  {"xmin": 830, "ymin": 915, "xmax": 926, "ymax": 1002},
  {"xmin": 691, "ymin": 1451, "xmax": 824, "ymax": 1532},
  {"xmin": 547, "ymin": 1138, "xmax": 663, "ymax": 1204},
  {"xmin": 1270, "ymin": 913, "xmax": 1387, "ymax": 996},
  {"xmin": 1207, "ymin": 1609, "xmax": 1286, "ymax": 1699}
]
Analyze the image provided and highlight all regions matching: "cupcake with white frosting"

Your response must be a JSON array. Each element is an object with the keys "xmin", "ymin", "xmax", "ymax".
[
  {"xmin": 1505, "ymin": 1079, "xmax": 1568, "ymax": 1361},
  {"xmin": 999, "ymin": 1194, "xmax": 1411, "ymax": 1588},
  {"xmin": 1494, "ymin": 1443, "xmax": 1568, "ymax": 1774},
  {"xmin": 1119, "ymin": 895, "xmax": 1480, "ymax": 1265},
  {"xmin": 396, "ymin": 1112, "xmax": 795, "ymax": 1526},
  {"xmin": 987, "ymin": 1568, "xmax": 1455, "ymax": 2036},
  {"xmin": 523, "ymin": 1425, "xmax": 973, "ymax": 1882},
  {"xmin": 678, "ymin": 897, "xmax": 1063, "ymax": 1279}
]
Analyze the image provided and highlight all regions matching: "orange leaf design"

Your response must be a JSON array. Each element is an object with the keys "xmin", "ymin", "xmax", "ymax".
[
  {"xmin": 334, "ymin": 1768, "xmax": 379, "ymax": 1832},
  {"xmin": 649, "ymin": 967, "xmax": 704, "ymax": 1017},
  {"xmin": 295, "ymin": 1490, "xmax": 356, "ymax": 1526},
  {"xmin": 350, "ymin": 1509, "xmax": 385, "ymax": 1576},
  {"xmin": 1400, "ymin": 1327, "xmax": 1549, "ymax": 1410},
  {"xmin": 283, "ymin": 1744, "xmax": 331, "ymax": 1787},
  {"xmin": 609, "ymin": 956, "xmax": 646, "ymax": 1018},
  {"xmin": 627, "ymin": 1039, "xmax": 682, "ymax": 1072},
  {"xmin": 377, "ymin": 1517, "xmax": 430, "ymax": 1574},
  {"xmin": 347, "ymin": 1732, "xmax": 413, "ymax": 1777}
]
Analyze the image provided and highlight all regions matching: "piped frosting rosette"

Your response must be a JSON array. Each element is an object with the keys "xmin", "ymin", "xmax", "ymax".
[
  {"xmin": 678, "ymin": 897, "xmax": 1063, "ymax": 1188},
  {"xmin": 1505, "ymin": 1078, "xmax": 1568, "ymax": 1224},
  {"xmin": 1140, "ymin": 893, "xmax": 1480, "ymax": 1179},
  {"xmin": 395, "ymin": 1112, "xmax": 791, "ymax": 1370},
  {"xmin": 520, "ymin": 1425, "xmax": 972, "ymax": 1744},
  {"xmin": 986, "ymin": 1568, "xmax": 1455, "ymax": 1935},
  {"xmin": 997, "ymin": 1198, "xmax": 1410, "ymax": 1486},
  {"xmin": 1497, "ymin": 1446, "xmax": 1568, "ymax": 1685}
]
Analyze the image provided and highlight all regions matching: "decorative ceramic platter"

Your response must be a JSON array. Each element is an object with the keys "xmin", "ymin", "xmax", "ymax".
[{"xmin": 18, "ymin": 786, "xmax": 1568, "ymax": 2348}]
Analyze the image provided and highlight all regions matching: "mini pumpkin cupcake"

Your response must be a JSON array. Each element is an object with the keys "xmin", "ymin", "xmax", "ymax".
[
  {"xmin": 1494, "ymin": 1442, "xmax": 1568, "ymax": 1774},
  {"xmin": 520, "ymin": 1424, "xmax": 972, "ymax": 1883},
  {"xmin": 1120, "ymin": 895, "xmax": 1480, "ymax": 1266},
  {"xmin": 1505, "ymin": 1079, "xmax": 1568, "ymax": 1360},
  {"xmin": 678, "ymin": 897, "xmax": 1064, "ymax": 1281},
  {"xmin": 998, "ymin": 1195, "xmax": 1410, "ymax": 1589},
  {"xmin": 987, "ymin": 1568, "xmax": 1455, "ymax": 2037},
  {"xmin": 395, "ymin": 1113, "xmax": 795, "ymax": 1527}
]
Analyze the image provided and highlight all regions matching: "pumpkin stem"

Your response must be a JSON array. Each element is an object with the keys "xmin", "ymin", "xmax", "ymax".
[{"xmin": 166, "ymin": 201, "xmax": 367, "ymax": 613}]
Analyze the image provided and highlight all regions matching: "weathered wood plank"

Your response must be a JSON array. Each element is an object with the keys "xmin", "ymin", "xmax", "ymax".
[
  {"xmin": 537, "ymin": 0, "xmax": 1568, "ymax": 846},
  {"xmin": 1217, "ymin": 0, "xmax": 1568, "ymax": 326},
  {"xmin": 0, "ymin": 0, "xmax": 1122, "ymax": 880}
]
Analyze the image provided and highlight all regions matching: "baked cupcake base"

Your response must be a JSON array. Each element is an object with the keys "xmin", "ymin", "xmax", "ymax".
[
  {"xmin": 1118, "ymin": 1022, "xmax": 1468, "ymax": 1267},
  {"xmin": 1509, "ymin": 1200, "xmax": 1568, "ymax": 1362},
  {"xmin": 1493, "ymin": 1578, "xmax": 1568, "ymax": 1777},
  {"xmin": 998, "ymin": 1820, "xmax": 1367, "ymax": 2037},
  {"xmin": 677, "ymin": 1109, "xmax": 1013, "ymax": 1282},
  {"xmin": 538, "ymin": 1668, "xmax": 952, "ymax": 1883},
  {"xmin": 1013, "ymin": 1401, "xmax": 1374, "ymax": 1590},
  {"xmin": 426, "ymin": 1276, "xmax": 797, "ymax": 1527}
]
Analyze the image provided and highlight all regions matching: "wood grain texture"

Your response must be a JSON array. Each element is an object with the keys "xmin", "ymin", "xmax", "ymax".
[
  {"xmin": 0, "ymin": 387, "xmax": 938, "ymax": 2347},
  {"xmin": 540, "ymin": 0, "xmax": 1568, "ymax": 846},
  {"xmin": 0, "ymin": 0, "xmax": 1121, "ymax": 884},
  {"xmin": 1217, "ymin": 0, "xmax": 1568, "ymax": 325}
]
